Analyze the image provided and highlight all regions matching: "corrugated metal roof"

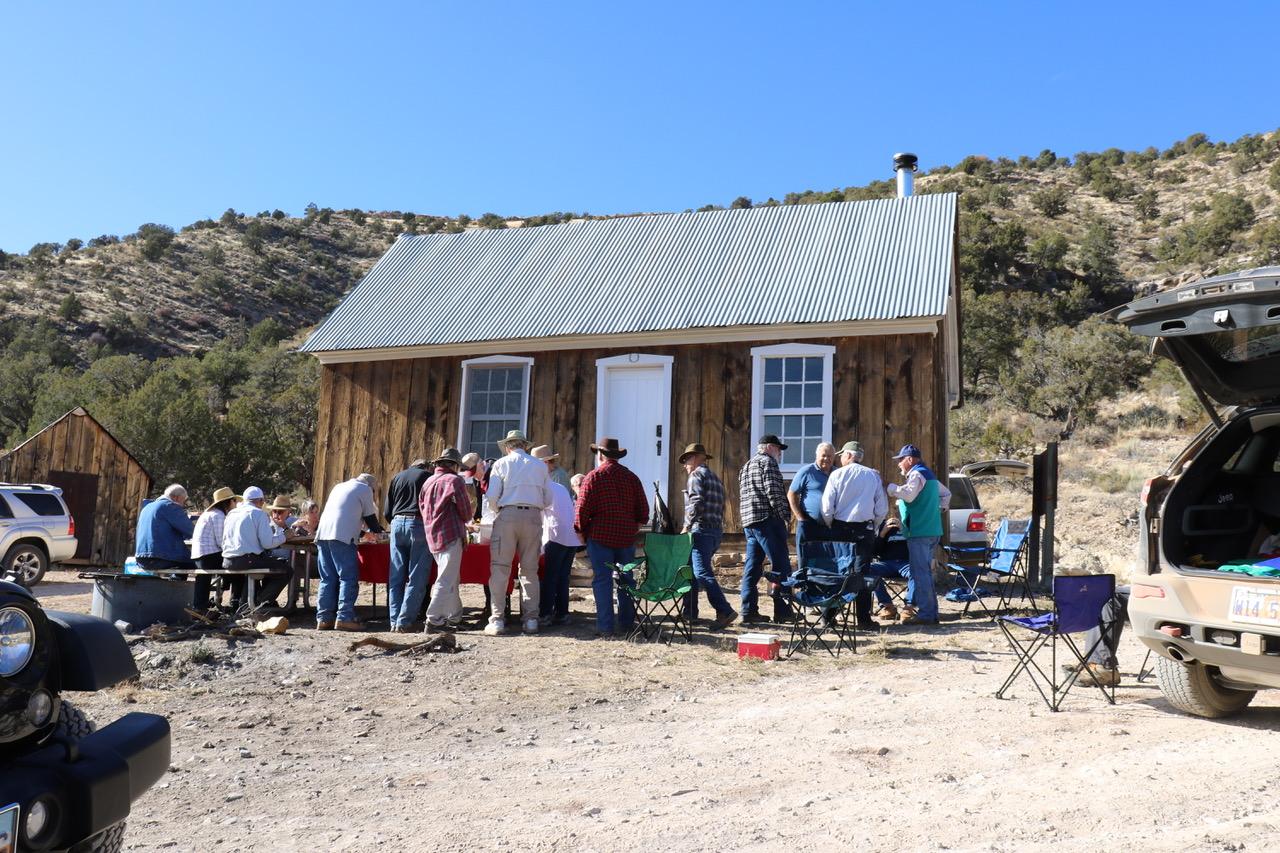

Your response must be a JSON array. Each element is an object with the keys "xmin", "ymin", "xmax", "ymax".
[{"xmin": 300, "ymin": 194, "xmax": 957, "ymax": 353}]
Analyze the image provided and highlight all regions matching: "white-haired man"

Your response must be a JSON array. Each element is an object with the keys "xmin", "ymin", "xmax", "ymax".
[
  {"xmin": 315, "ymin": 473, "xmax": 384, "ymax": 631},
  {"xmin": 821, "ymin": 441, "xmax": 889, "ymax": 626},
  {"xmin": 222, "ymin": 485, "xmax": 292, "ymax": 612},
  {"xmin": 134, "ymin": 484, "xmax": 195, "ymax": 573}
]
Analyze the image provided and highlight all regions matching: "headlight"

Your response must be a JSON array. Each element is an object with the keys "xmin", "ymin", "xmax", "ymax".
[{"xmin": 0, "ymin": 606, "xmax": 35, "ymax": 676}]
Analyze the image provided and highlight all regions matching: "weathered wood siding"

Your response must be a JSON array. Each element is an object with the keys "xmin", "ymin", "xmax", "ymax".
[
  {"xmin": 313, "ymin": 328, "xmax": 949, "ymax": 533},
  {"xmin": 0, "ymin": 409, "xmax": 152, "ymax": 566}
]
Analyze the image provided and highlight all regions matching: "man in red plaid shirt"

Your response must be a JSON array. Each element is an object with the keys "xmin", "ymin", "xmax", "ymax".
[
  {"xmin": 574, "ymin": 437, "xmax": 650, "ymax": 637},
  {"xmin": 419, "ymin": 448, "xmax": 473, "ymax": 632}
]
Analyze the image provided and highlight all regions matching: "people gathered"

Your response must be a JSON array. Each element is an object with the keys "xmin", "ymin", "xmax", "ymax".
[{"xmin": 134, "ymin": 429, "xmax": 954, "ymax": 639}]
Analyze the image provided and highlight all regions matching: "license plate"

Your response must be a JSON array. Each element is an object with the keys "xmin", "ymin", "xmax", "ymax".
[
  {"xmin": 0, "ymin": 802, "xmax": 18, "ymax": 853},
  {"xmin": 1228, "ymin": 585, "xmax": 1280, "ymax": 627}
]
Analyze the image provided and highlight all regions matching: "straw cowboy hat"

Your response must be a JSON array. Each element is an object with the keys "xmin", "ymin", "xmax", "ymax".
[
  {"xmin": 497, "ymin": 429, "xmax": 530, "ymax": 449},
  {"xmin": 678, "ymin": 442, "xmax": 713, "ymax": 464},
  {"xmin": 590, "ymin": 437, "xmax": 627, "ymax": 459},
  {"xmin": 530, "ymin": 445, "xmax": 560, "ymax": 462},
  {"xmin": 266, "ymin": 495, "xmax": 295, "ymax": 512},
  {"xmin": 207, "ymin": 486, "xmax": 237, "ymax": 510},
  {"xmin": 433, "ymin": 447, "xmax": 464, "ymax": 467}
]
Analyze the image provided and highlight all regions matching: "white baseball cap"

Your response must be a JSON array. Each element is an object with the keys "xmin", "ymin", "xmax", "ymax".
[{"xmin": 242, "ymin": 486, "xmax": 265, "ymax": 501}]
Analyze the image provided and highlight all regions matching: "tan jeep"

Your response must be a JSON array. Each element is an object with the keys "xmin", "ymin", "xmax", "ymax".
[{"xmin": 1118, "ymin": 267, "xmax": 1280, "ymax": 718}]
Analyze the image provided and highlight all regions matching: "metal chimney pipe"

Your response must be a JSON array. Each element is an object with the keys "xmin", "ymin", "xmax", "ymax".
[{"xmin": 893, "ymin": 152, "xmax": 918, "ymax": 198}]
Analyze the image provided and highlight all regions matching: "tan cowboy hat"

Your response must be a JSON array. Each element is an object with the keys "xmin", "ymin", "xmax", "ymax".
[
  {"xmin": 207, "ymin": 486, "xmax": 237, "ymax": 510},
  {"xmin": 590, "ymin": 437, "xmax": 627, "ymax": 459},
  {"xmin": 266, "ymin": 495, "xmax": 295, "ymax": 512},
  {"xmin": 678, "ymin": 442, "xmax": 713, "ymax": 464},
  {"xmin": 531, "ymin": 444, "xmax": 559, "ymax": 461},
  {"xmin": 433, "ymin": 447, "xmax": 464, "ymax": 467},
  {"xmin": 497, "ymin": 429, "xmax": 530, "ymax": 449}
]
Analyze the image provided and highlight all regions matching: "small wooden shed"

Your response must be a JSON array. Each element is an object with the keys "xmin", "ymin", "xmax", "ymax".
[
  {"xmin": 302, "ymin": 196, "xmax": 962, "ymax": 532},
  {"xmin": 0, "ymin": 407, "xmax": 153, "ymax": 566}
]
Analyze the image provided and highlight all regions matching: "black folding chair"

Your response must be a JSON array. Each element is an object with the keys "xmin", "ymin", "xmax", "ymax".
[
  {"xmin": 780, "ymin": 541, "xmax": 875, "ymax": 658},
  {"xmin": 996, "ymin": 574, "xmax": 1118, "ymax": 711}
]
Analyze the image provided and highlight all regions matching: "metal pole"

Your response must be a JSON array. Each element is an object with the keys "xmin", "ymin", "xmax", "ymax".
[{"xmin": 1039, "ymin": 442, "xmax": 1058, "ymax": 588}]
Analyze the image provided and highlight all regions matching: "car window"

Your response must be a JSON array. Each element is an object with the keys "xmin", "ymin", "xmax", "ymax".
[
  {"xmin": 0, "ymin": 496, "xmax": 11, "ymax": 519},
  {"xmin": 1203, "ymin": 326, "xmax": 1280, "ymax": 363},
  {"xmin": 12, "ymin": 492, "xmax": 65, "ymax": 516},
  {"xmin": 948, "ymin": 476, "xmax": 979, "ymax": 510}
]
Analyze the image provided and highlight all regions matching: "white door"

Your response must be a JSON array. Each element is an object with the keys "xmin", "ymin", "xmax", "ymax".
[{"xmin": 595, "ymin": 354, "xmax": 673, "ymax": 500}]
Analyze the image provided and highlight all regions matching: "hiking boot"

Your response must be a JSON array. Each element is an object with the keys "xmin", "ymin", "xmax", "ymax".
[
  {"xmin": 426, "ymin": 621, "xmax": 452, "ymax": 634},
  {"xmin": 874, "ymin": 605, "xmax": 900, "ymax": 621},
  {"xmin": 710, "ymin": 610, "xmax": 739, "ymax": 631},
  {"xmin": 897, "ymin": 605, "xmax": 919, "ymax": 622},
  {"xmin": 335, "ymin": 620, "xmax": 364, "ymax": 632},
  {"xmin": 740, "ymin": 610, "xmax": 765, "ymax": 625},
  {"xmin": 483, "ymin": 619, "xmax": 506, "ymax": 636},
  {"xmin": 1063, "ymin": 662, "xmax": 1120, "ymax": 687},
  {"xmin": 315, "ymin": 621, "xmax": 334, "ymax": 631}
]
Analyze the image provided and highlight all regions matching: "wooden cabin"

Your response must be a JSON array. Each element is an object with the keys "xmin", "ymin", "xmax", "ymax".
[
  {"xmin": 0, "ymin": 407, "xmax": 153, "ymax": 566},
  {"xmin": 302, "ymin": 196, "xmax": 962, "ymax": 532}
]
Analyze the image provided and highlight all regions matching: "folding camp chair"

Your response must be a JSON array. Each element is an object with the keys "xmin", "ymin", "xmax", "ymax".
[
  {"xmin": 781, "ymin": 541, "xmax": 875, "ymax": 657},
  {"xmin": 995, "ymin": 574, "xmax": 1118, "ymax": 711},
  {"xmin": 617, "ymin": 533, "xmax": 695, "ymax": 644},
  {"xmin": 945, "ymin": 518, "xmax": 1038, "ymax": 618}
]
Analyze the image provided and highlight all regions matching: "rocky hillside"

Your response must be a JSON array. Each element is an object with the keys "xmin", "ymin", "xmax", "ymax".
[{"xmin": 1, "ymin": 129, "xmax": 1277, "ymax": 365}]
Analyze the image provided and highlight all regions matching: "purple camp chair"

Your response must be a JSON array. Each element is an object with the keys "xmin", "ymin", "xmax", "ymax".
[{"xmin": 995, "ymin": 574, "xmax": 1117, "ymax": 711}]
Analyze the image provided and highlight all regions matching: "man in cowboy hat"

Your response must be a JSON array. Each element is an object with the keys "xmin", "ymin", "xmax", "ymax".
[
  {"xmin": 738, "ymin": 435, "xmax": 793, "ymax": 623},
  {"xmin": 886, "ymin": 443, "xmax": 951, "ymax": 626},
  {"xmin": 315, "ymin": 474, "xmax": 384, "ymax": 631},
  {"xmin": 485, "ymin": 429, "xmax": 552, "ymax": 635},
  {"xmin": 678, "ymin": 443, "xmax": 737, "ymax": 630},
  {"xmin": 575, "ymin": 437, "xmax": 650, "ymax": 637},
  {"xmin": 383, "ymin": 458, "xmax": 432, "ymax": 632},
  {"xmin": 221, "ymin": 486, "xmax": 292, "ymax": 611},
  {"xmin": 531, "ymin": 444, "xmax": 573, "ymax": 493},
  {"xmin": 421, "ymin": 448, "xmax": 473, "ymax": 632}
]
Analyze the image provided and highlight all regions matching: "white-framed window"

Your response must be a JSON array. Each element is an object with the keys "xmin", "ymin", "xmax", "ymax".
[
  {"xmin": 457, "ymin": 355, "xmax": 534, "ymax": 460},
  {"xmin": 750, "ymin": 343, "xmax": 835, "ymax": 472}
]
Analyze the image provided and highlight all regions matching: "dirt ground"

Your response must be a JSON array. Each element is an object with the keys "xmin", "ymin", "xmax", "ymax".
[{"xmin": 36, "ymin": 557, "xmax": 1280, "ymax": 853}]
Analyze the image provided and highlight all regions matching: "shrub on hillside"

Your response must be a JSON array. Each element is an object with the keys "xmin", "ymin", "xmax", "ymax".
[
  {"xmin": 1030, "ymin": 185, "xmax": 1069, "ymax": 218},
  {"xmin": 58, "ymin": 293, "xmax": 83, "ymax": 321},
  {"xmin": 136, "ymin": 223, "xmax": 175, "ymax": 261}
]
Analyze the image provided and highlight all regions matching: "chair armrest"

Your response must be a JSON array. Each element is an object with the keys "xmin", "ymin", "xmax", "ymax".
[{"xmin": 616, "ymin": 559, "xmax": 645, "ymax": 575}]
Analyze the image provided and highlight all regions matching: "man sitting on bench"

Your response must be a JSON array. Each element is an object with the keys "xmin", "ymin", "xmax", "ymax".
[
  {"xmin": 221, "ymin": 486, "xmax": 291, "ymax": 611},
  {"xmin": 136, "ymin": 483, "xmax": 196, "ymax": 574}
]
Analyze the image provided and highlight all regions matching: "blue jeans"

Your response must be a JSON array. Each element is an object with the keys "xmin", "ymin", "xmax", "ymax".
[
  {"xmin": 906, "ymin": 536, "xmax": 940, "ymax": 621},
  {"xmin": 683, "ymin": 528, "xmax": 733, "ymax": 620},
  {"xmin": 586, "ymin": 539, "xmax": 636, "ymax": 634},
  {"xmin": 388, "ymin": 516, "xmax": 429, "ymax": 628},
  {"xmin": 742, "ymin": 517, "xmax": 792, "ymax": 617},
  {"xmin": 316, "ymin": 539, "xmax": 360, "ymax": 623},
  {"xmin": 540, "ymin": 541, "xmax": 577, "ymax": 621}
]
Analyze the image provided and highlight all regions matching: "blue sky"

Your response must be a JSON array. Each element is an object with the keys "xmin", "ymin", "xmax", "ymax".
[{"xmin": 2, "ymin": 1, "xmax": 1278, "ymax": 253}]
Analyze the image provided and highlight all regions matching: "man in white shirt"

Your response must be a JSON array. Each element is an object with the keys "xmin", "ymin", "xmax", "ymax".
[
  {"xmin": 315, "ymin": 474, "xmax": 384, "ymax": 631},
  {"xmin": 485, "ymin": 430, "xmax": 552, "ymax": 635},
  {"xmin": 819, "ymin": 441, "xmax": 889, "ymax": 626},
  {"xmin": 539, "ymin": 477, "xmax": 581, "ymax": 628},
  {"xmin": 222, "ymin": 485, "xmax": 291, "ymax": 611}
]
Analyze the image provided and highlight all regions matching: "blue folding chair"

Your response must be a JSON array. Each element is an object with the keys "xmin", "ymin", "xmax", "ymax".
[
  {"xmin": 995, "ymin": 574, "xmax": 1117, "ymax": 711},
  {"xmin": 780, "ymin": 541, "xmax": 876, "ymax": 657},
  {"xmin": 945, "ymin": 519, "xmax": 1038, "ymax": 619}
]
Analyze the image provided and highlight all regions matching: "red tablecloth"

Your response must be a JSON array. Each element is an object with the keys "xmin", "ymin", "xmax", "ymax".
[{"xmin": 359, "ymin": 542, "xmax": 542, "ymax": 594}]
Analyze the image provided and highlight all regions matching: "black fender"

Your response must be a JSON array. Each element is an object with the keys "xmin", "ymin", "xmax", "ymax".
[{"xmin": 45, "ymin": 611, "xmax": 139, "ymax": 691}]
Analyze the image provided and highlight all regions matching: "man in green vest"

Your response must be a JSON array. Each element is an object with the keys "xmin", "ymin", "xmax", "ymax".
[{"xmin": 886, "ymin": 444, "xmax": 951, "ymax": 625}]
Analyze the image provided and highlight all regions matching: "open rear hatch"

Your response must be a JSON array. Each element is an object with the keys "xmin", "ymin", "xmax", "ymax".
[{"xmin": 1116, "ymin": 268, "xmax": 1280, "ymax": 413}]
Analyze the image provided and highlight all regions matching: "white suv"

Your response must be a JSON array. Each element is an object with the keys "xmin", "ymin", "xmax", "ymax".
[{"xmin": 0, "ymin": 483, "xmax": 78, "ymax": 586}]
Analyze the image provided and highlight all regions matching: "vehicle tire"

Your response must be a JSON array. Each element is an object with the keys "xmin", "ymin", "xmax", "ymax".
[
  {"xmin": 3, "ymin": 542, "xmax": 48, "ymax": 588},
  {"xmin": 54, "ymin": 701, "xmax": 127, "ymax": 853},
  {"xmin": 1155, "ymin": 656, "xmax": 1256, "ymax": 719}
]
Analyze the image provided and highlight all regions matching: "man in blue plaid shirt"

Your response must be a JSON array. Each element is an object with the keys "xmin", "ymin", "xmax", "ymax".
[
  {"xmin": 738, "ymin": 434, "xmax": 794, "ymax": 623},
  {"xmin": 679, "ymin": 442, "xmax": 737, "ymax": 630}
]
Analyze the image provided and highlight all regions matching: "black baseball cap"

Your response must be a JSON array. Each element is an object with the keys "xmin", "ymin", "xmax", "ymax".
[{"xmin": 759, "ymin": 434, "xmax": 789, "ymax": 450}]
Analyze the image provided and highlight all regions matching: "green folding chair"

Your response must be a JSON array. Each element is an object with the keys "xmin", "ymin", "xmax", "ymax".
[{"xmin": 618, "ymin": 533, "xmax": 695, "ymax": 644}]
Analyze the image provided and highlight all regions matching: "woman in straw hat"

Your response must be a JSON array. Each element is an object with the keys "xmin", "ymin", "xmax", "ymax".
[{"xmin": 189, "ymin": 486, "xmax": 238, "ymax": 611}]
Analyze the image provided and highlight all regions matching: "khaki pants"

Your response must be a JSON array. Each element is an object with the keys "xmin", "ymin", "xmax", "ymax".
[
  {"xmin": 425, "ymin": 538, "xmax": 464, "ymax": 626},
  {"xmin": 488, "ymin": 506, "xmax": 542, "ymax": 622}
]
